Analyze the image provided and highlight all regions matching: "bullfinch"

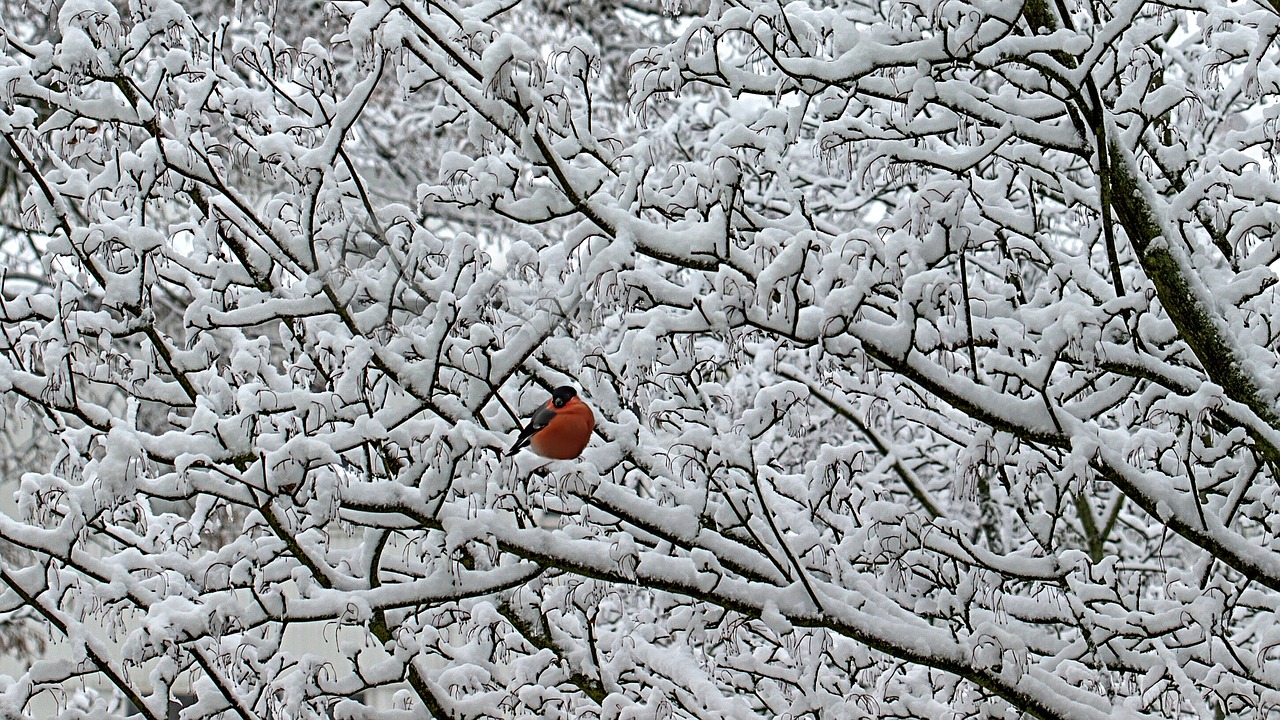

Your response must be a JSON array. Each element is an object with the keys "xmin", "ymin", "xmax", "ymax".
[{"xmin": 506, "ymin": 386, "xmax": 595, "ymax": 459}]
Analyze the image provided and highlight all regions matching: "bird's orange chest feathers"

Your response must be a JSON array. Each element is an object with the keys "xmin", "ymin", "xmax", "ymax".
[{"xmin": 529, "ymin": 398, "xmax": 595, "ymax": 459}]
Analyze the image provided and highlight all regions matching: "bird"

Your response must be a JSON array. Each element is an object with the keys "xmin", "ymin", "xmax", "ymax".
[{"xmin": 506, "ymin": 386, "xmax": 595, "ymax": 459}]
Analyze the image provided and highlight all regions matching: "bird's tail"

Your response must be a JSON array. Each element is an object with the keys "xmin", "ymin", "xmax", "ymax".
[{"xmin": 505, "ymin": 435, "xmax": 531, "ymax": 457}]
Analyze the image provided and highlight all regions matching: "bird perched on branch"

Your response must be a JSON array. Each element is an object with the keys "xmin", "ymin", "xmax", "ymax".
[{"xmin": 506, "ymin": 386, "xmax": 595, "ymax": 459}]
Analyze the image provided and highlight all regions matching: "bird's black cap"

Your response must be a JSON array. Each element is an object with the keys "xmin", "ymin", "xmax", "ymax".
[{"xmin": 551, "ymin": 386, "xmax": 577, "ymax": 408}]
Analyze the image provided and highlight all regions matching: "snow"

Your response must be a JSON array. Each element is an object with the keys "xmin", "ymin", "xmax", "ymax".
[{"xmin": 3, "ymin": 0, "xmax": 1280, "ymax": 718}]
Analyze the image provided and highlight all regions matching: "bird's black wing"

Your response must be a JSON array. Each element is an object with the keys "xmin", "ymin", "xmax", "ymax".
[{"xmin": 506, "ymin": 405, "xmax": 556, "ymax": 456}]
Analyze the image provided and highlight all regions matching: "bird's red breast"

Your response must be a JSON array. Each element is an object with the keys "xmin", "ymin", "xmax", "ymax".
[{"xmin": 529, "ymin": 396, "xmax": 595, "ymax": 459}]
